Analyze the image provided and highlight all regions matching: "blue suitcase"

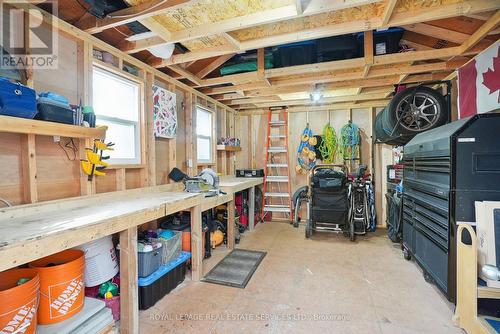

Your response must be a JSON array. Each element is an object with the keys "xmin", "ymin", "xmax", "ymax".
[{"xmin": 0, "ymin": 77, "xmax": 37, "ymax": 119}]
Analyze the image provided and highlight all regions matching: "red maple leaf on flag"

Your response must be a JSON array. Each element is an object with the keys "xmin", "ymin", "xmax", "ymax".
[{"xmin": 482, "ymin": 50, "xmax": 500, "ymax": 103}]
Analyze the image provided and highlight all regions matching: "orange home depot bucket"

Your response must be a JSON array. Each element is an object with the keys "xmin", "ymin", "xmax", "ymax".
[
  {"xmin": 29, "ymin": 249, "xmax": 85, "ymax": 325},
  {"xmin": 0, "ymin": 268, "xmax": 40, "ymax": 334}
]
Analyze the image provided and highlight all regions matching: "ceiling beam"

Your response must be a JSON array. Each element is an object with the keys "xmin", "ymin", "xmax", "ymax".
[
  {"xmin": 237, "ymin": 100, "xmax": 390, "ymax": 115},
  {"xmin": 387, "ymin": 0, "xmax": 500, "ymax": 26},
  {"xmin": 195, "ymin": 54, "xmax": 236, "ymax": 79},
  {"xmin": 249, "ymin": 92, "xmax": 388, "ymax": 108},
  {"xmin": 402, "ymin": 23, "xmax": 470, "ymax": 44},
  {"xmin": 167, "ymin": 65, "xmax": 203, "ymax": 86},
  {"xmin": 257, "ymin": 48, "xmax": 265, "ymax": 76},
  {"xmin": 80, "ymin": 0, "xmax": 196, "ymax": 34},
  {"xmin": 381, "ymin": 0, "xmax": 398, "ymax": 27},
  {"xmin": 460, "ymin": 10, "xmax": 500, "ymax": 53}
]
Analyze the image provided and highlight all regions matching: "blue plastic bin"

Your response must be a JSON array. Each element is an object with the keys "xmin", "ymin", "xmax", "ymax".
[
  {"xmin": 0, "ymin": 77, "xmax": 37, "ymax": 119},
  {"xmin": 138, "ymin": 251, "xmax": 191, "ymax": 310}
]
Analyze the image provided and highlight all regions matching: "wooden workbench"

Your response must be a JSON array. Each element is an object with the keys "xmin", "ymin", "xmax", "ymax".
[{"xmin": 0, "ymin": 177, "xmax": 262, "ymax": 334}]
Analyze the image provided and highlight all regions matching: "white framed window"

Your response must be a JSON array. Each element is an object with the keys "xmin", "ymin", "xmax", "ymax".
[
  {"xmin": 92, "ymin": 66, "xmax": 141, "ymax": 165},
  {"xmin": 196, "ymin": 106, "xmax": 213, "ymax": 163}
]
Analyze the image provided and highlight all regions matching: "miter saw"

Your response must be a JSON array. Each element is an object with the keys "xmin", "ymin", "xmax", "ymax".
[{"xmin": 184, "ymin": 168, "xmax": 224, "ymax": 197}]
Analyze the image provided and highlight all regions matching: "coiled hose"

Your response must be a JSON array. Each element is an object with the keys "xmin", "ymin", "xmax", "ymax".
[
  {"xmin": 339, "ymin": 122, "xmax": 360, "ymax": 160},
  {"xmin": 317, "ymin": 123, "xmax": 338, "ymax": 163}
]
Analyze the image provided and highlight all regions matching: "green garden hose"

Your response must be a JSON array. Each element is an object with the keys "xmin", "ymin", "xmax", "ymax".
[{"xmin": 318, "ymin": 123, "xmax": 338, "ymax": 163}]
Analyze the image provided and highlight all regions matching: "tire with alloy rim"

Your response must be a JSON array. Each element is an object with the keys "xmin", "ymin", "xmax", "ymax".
[{"xmin": 387, "ymin": 86, "xmax": 447, "ymax": 134}]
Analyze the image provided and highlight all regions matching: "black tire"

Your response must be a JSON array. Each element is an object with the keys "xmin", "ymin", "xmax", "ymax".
[
  {"xmin": 403, "ymin": 248, "xmax": 411, "ymax": 261},
  {"xmin": 387, "ymin": 86, "xmax": 447, "ymax": 134},
  {"xmin": 305, "ymin": 220, "xmax": 312, "ymax": 238},
  {"xmin": 349, "ymin": 219, "xmax": 355, "ymax": 242}
]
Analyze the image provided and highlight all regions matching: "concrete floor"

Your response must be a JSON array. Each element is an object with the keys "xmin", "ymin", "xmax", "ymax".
[{"xmin": 139, "ymin": 223, "xmax": 463, "ymax": 334}]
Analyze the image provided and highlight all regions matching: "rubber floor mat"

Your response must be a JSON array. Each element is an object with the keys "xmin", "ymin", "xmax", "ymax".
[{"xmin": 202, "ymin": 249, "xmax": 266, "ymax": 288}]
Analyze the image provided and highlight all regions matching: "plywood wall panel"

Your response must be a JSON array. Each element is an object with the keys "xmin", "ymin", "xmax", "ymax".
[
  {"xmin": 95, "ymin": 169, "xmax": 117, "ymax": 194},
  {"xmin": 0, "ymin": 133, "xmax": 24, "ymax": 205},
  {"xmin": 235, "ymin": 115, "xmax": 249, "ymax": 169},
  {"xmin": 33, "ymin": 34, "xmax": 79, "ymax": 103},
  {"xmin": 352, "ymin": 108, "xmax": 372, "ymax": 171},
  {"xmin": 36, "ymin": 136, "xmax": 80, "ymax": 202},
  {"xmin": 126, "ymin": 168, "xmax": 143, "ymax": 189}
]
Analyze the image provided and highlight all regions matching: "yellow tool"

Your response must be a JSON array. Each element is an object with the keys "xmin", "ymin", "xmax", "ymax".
[
  {"xmin": 94, "ymin": 140, "xmax": 114, "ymax": 151},
  {"xmin": 80, "ymin": 140, "xmax": 115, "ymax": 180},
  {"xmin": 86, "ymin": 149, "xmax": 109, "ymax": 167},
  {"xmin": 81, "ymin": 160, "xmax": 106, "ymax": 176}
]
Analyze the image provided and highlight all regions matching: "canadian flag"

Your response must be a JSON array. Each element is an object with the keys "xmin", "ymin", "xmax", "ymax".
[{"xmin": 458, "ymin": 40, "xmax": 500, "ymax": 119}]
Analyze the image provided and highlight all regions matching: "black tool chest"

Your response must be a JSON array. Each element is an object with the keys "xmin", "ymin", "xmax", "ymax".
[{"xmin": 402, "ymin": 113, "xmax": 500, "ymax": 303}]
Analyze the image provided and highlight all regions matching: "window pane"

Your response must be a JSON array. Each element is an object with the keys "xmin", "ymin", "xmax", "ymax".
[
  {"xmin": 196, "ymin": 108, "xmax": 212, "ymax": 137},
  {"xmin": 97, "ymin": 117, "xmax": 138, "ymax": 161},
  {"xmin": 93, "ymin": 67, "xmax": 139, "ymax": 122},
  {"xmin": 197, "ymin": 137, "xmax": 211, "ymax": 161}
]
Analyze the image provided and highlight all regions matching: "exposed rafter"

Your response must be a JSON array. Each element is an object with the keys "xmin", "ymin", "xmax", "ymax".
[
  {"xmin": 460, "ymin": 10, "xmax": 500, "ymax": 53},
  {"xmin": 381, "ymin": 0, "xmax": 398, "ymax": 27},
  {"xmin": 196, "ymin": 54, "xmax": 236, "ymax": 79}
]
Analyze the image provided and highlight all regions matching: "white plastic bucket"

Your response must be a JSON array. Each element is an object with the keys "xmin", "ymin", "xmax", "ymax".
[{"xmin": 76, "ymin": 236, "xmax": 119, "ymax": 287}]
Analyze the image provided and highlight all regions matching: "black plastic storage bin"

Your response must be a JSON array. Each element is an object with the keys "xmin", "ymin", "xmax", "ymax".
[
  {"xmin": 36, "ymin": 98, "xmax": 75, "ymax": 124},
  {"xmin": 272, "ymin": 41, "xmax": 316, "ymax": 68},
  {"xmin": 138, "ymin": 251, "xmax": 191, "ymax": 310},
  {"xmin": 316, "ymin": 35, "xmax": 359, "ymax": 62}
]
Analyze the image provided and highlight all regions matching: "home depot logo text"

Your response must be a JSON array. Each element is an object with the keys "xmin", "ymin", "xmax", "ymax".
[
  {"xmin": 0, "ymin": 300, "xmax": 37, "ymax": 334},
  {"xmin": 49, "ymin": 278, "xmax": 83, "ymax": 317}
]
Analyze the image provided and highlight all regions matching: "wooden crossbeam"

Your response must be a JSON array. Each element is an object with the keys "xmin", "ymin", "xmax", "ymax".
[
  {"xmin": 460, "ymin": 10, "xmax": 500, "ymax": 53},
  {"xmin": 403, "ymin": 23, "xmax": 470, "ymax": 44},
  {"xmin": 196, "ymin": 54, "xmax": 236, "ymax": 79},
  {"xmin": 257, "ymin": 48, "xmax": 265, "ymax": 76},
  {"xmin": 237, "ymin": 100, "xmax": 391, "ymax": 114},
  {"xmin": 381, "ymin": 0, "xmax": 398, "ymax": 27},
  {"xmin": 250, "ymin": 92, "xmax": 388, "ymax": 108},
  {"xmin": 167, "ymin": 65, "xmax": 203, "ymax": 86}
]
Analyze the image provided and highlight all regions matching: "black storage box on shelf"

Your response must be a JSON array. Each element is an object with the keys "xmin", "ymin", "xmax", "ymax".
[
  {"xmin": 316, "ymin": 35, "xmax": 359, "ymax": 62},
  {"xmin": 36, "ymin": 98, "xmax": 75, "ymax": 124},
  {"xmin": 138, "ymin": 251, "xmax": 191, "ymax": 310},
  {"xmin": 273, "ymin": 41, "xmax": 316, "ymax": 68},
  {"xmin": 402, "ymin": 113, "xmax": 500, "ymax": 303},
  {"xmin": 236, "ymin": 169, "xmax": 264, "ymax": 178}
]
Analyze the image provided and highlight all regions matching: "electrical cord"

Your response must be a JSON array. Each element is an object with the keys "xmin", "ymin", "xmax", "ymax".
[{"xmin": 58, "ymin": 138, "xmax": 79, "ymax": 161}]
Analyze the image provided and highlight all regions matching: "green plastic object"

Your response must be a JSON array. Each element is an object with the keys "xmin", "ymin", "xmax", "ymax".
[
  {"xmin": 16, "ymin": 278, "xmax": 31, "ymax": 286},
  {"xmin": 220, "ymin": 56, "xmax": 273, "ymax": 76},
  {"xmin": 82, "ymin": 106, "xmax": 94, "ymax": 114},
  {"xmin": 98, "ymin": 281, "xmax": 119, "ymax": 298}
]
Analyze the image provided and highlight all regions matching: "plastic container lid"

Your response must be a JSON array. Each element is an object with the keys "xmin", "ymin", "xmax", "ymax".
[
  {"xmin": 138, "ymin": 251, "xmax": 191, "ymax": 287},
  {"xmin": 158, "ymin": 230, "xmax": 175, "ymax": 239}
]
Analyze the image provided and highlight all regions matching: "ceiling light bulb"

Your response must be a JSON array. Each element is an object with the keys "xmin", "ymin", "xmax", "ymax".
[{"xmin": 310, "ymin": 91, "xmax": 323, "ymax": 102}]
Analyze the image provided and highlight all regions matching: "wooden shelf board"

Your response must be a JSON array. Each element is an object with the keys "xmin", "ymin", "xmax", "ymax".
[
  {"xmin": 217, "ymin": 145, "xmax": 241, "ymax": 152},
  {"xmin": 0, "ymin": 115, "xmax": 107, "ymax": 139}
]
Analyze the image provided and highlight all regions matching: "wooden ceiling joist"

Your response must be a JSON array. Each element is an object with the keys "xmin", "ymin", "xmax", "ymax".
[
  {"xmin": 381, "ymin": 0, "xmax": 398, "ymax": 27},
  {"xmin": 196, "ymin": 54, "xmax": 236, "ymax": 79},
  {"xmin": 403, "ymin": 23, "xmax": 470, "ymax": 44},
  {"xmin": 460, "ymin": 10, "xmax": 500, "ymax": 54}
]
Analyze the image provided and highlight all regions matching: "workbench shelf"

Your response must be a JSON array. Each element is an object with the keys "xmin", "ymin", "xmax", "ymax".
[{"xmin": 0, "ymin": 115, "xmax": 107, "ymax": 139}]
